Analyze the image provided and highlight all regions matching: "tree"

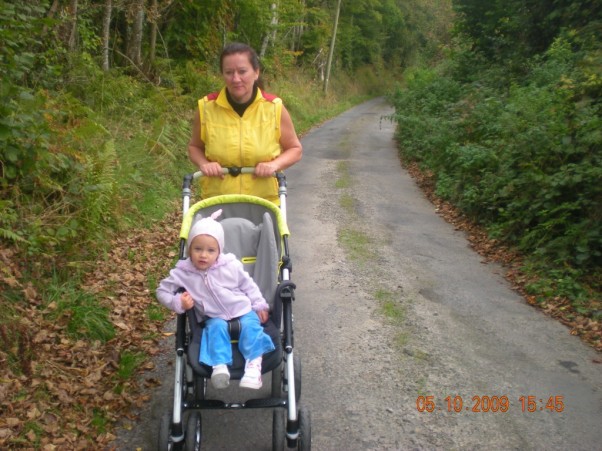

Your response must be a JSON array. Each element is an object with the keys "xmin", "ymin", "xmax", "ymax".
[
  {"xmin": 67, "ymin": 0, "xmax": 79, "ymax": 52},
  {"xmin": 452, "ymin": 0, "xmax": 601, "ymax": 65},
  {"xmin": 101, "ymin": 0, "xmax": 112, "ymax": 71},
  {"xmin": 148, "ymin": 0, "xmax": 158, "ymax": 64},
  {"xmin": 324, "ymin": 0, "xmax": 341, "ymax": 93},
  {"xmin": 127, "ymin": 0, "xmax": 145, "ymax": 67},
  {"xmin": 260, "ymin": 2, "xmax": 279, "ymax": 57}
]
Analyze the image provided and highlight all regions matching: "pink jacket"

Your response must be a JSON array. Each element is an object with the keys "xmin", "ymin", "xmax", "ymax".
[{"xmin": 156, "ymin": 253, "xmax": 269, "ymax": 320}]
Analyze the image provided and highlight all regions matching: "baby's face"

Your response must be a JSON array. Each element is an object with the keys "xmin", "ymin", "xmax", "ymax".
[{"xmin": 189, "ymin": 235, "xmax": 219, "ymax": 270}]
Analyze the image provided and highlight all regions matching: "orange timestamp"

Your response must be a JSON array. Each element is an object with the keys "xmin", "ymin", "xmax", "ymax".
[{"xmin": 416, "ymin": 395, "xmax": 564, "ymax": 413}]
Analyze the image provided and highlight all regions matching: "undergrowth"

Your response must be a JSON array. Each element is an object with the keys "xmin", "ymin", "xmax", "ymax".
[{"xmin": 389, "ymin": 36, "xmax": 601, "ymax": 317}]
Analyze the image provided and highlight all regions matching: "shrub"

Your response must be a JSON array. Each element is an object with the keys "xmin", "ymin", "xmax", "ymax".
[{"xmin": 390, "ymin": 37, "xmax": 601, "ymax": 309}]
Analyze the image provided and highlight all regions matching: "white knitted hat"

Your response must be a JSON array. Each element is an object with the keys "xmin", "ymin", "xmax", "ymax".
[{"xmin": 188, "ymin": 209, "xmax": 224, "ymax": 253}]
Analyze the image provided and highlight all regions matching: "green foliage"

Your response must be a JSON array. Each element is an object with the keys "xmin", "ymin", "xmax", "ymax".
[
  {"xmin": 146, "ymin": 302, "xmax": 167, "ymax": 322},
  {"xmin": 297, "ymin": 5, "xmax": 332, "ymax": 65},
  {"xmin": 0, "ymin": 2, "xmax": 61, "ymax": 87},
  {"xmin": 1, "ymin": 48, "xmax": 195, "ymax": 262},
  {"xmin": 91, "ymin": 408, "xmax": 110, "ymax": 434},
  {"xmin": 45, "ymin": 278, "xmax": 116, "ymax": 343},
  {"xmin": 116, "ymin": 351, "xmax": 146, "ymax": 380},
  {"xmin": 388, "ymin": 67, "xmax": 465, "ymax": 167},
  {"xmin": 452, "ymin": 0, "xmax": 602, "ymax": 74},
  {"xmin": 0, "ymin": 88, "xmax": 54, "ymax": 187},
  {"xmin": 334, "ymin": 0, "xmax": 452, "ymax": 72},
  {"xmin": 162, "ymin": 0, "xmax": 233, "ymax": 61},
  {"xmin": 82, "ymin": 138, "xmax": 118, "ymax": 235},
  {"xmin": 174, "ymin": 60, "xmax": 222, "ymax": 96},
  {"xmin": 390, "ymin": 28, "xmax": 602, "ymax": 312},
  {"xmin": 524, "ymin": 266, "xmax": 593, "ymax": 313},
  {"xmin": 0, "ymin": 201, "xmax": 25, "ymax": 243},
  {"xmin": 375, "ymin": 289, "xmax": 405, "ymax": 322}
]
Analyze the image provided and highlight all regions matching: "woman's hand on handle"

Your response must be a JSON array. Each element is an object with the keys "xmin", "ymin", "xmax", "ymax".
[
  {"xmin": 200, "ymin": 162, "xmax": 225, "ymax": 179},
  {"xmin": 254, "ymin": 161, "xmax": 279, "ymax": 178}
]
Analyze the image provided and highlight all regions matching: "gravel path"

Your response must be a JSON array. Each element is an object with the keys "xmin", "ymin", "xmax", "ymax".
[{"xmin": 112, "ymin": 97, "xmax": 602, "ymax": 450}]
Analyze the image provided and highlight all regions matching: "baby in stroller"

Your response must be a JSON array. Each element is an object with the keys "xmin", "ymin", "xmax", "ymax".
[
  {"xmin": 156, "ymin": 172, "xmax": 311, "ymax": 450},
  {"xmin": 156, "ymin": 209, "xmax": 275, "ymax": 390}
]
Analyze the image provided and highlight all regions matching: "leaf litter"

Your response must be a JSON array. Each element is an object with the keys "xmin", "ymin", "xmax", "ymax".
[{"xmin": 0, "ymin": 210, "xmax": 181, "ymax": 449}]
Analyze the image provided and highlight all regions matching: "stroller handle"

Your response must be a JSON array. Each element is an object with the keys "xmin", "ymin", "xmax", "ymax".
[
  {"xmin": 192, "ymin": 166, "xmax": 256, "ymax": 181},
  {"xmin": 181, "ymin": 167, "xmax": 288, "ymax": 222},
  {"xmin": 182, "ymin": 167, "xmax": 283, "ymax": 187}
]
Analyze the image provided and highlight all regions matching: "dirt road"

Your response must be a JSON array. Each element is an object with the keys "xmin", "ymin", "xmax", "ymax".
[{"xmin": 113, "ymin": 97, "xmax": 602, "ymax": 450}]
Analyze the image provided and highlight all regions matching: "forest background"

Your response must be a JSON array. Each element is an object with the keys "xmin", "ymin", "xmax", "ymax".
[{"xmin": 0, "ymin": 0, "xmax": 600, "ymax": 448}]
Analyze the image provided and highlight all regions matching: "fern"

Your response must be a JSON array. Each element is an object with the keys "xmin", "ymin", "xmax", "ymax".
[
  {"xmin": 83, "ymin": 139, "xmax": 118, "ymax": 231},
  {"xmin": 0, "ymin": 227, "xmax": 26, "ymax": 243},
  {"xmin": 0, "ymin": 200, "xmax": 25, "ymax": 244},
  {"xmin": 148, "ymin": 117, "xmax": 189, "ymax": 162}
]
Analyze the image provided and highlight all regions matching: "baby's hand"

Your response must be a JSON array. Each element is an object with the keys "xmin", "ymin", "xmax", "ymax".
[
  {"xmin": 256, "ymin": 309, "xmax": 269, "ymax": 324},
  {"xmin": 180, "ymin": 292, "xmax": 194, "ymax": 310}
]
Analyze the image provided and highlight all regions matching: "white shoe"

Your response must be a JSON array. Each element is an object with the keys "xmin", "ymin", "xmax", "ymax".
[
  {"xmin": 211, "ymin": 364, "xmax": 230, "ymax": 389},
  {"xmin": 239, "ymin": 357, "xmax": 262, "ymax": 389}
]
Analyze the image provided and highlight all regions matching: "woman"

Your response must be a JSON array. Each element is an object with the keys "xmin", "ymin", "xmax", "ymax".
[{"xmin": 188, "ymin": 43, "xmax": 303, "ymax": 204}]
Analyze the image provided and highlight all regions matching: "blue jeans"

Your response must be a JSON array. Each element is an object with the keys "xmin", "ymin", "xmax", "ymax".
[{"xmin": 199, "ymin": 311, "xmax": 275, "ymax": 366}]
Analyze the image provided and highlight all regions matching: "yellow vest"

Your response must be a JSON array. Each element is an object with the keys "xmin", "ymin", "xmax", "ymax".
[{"xmin": 198, "ymin": 87, "xmax": 283, "ymax": 204}]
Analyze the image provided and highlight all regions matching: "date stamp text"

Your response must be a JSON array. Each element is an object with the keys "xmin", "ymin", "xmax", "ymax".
[{"xmin": 416, "ymin": 395, "xmax": 565, "ymax": 413}]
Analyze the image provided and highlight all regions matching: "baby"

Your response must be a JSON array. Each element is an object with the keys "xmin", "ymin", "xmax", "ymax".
[{"xmin": 157, "ymin": 209, "xmax": 275, "ymax": 389}]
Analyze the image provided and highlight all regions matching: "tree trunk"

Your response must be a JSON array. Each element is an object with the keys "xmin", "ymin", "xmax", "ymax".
[
  {"xmin": 127, "ymin": 0, "xmax": 145, "ymax": 67},
  {"xmin": 42, "ymin": 0, "xmax": 60, "ymax": 37},
  {"xmin": 68, "ymin": 0, "xmax": 79, "ymax": 52},
  {"xmin": 260, "ymin": 2, "xmax": 278, "ymax": 58},
  {"xmin": 101, "ymin": 0, "xmax": 112, "ymax": 71},
  {"xmin": 292, "ymin": 0, "xmax": 306, "ymax": 52},
  {"xmin": 324, "ymin": 0, "xmax": 341, "ymax": 93},
  {"xmin": 313, "ymin": 48, "xmax": 325, "ymax": 82},
  {"xmin": 148, "ymin": 0, "xmax": 158, "ymax": 64}
]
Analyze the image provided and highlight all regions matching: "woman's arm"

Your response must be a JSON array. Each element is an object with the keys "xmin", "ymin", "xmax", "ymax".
[
  {"xmin": 254, "ymin": 105, "xmax": 303, "ymax": 177},
  {"xmin": 188, "ymin": 113, "xmax": 224, "ymax": 177}
]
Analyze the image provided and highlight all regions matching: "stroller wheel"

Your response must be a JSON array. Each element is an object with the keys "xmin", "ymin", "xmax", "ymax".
[
  {"xmin": 297, "ymin": 405, "xmax": 311, "ymax": 451},
  {"xmin": 272, "ymin": 409, "xmax": 286, "ymax": 451},
  {"xmin": 158, "ymin": 410, "xmax": 173, "ymax": 451},
  {"xmin": 185, "ymin": 411, "xmax": 202, "ymax": 451}
]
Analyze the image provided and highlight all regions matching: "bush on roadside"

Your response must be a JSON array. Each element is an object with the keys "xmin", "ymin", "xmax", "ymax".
[{"xmin": 390, "ymin": 36, "xmax": 602, "ymax": 313}]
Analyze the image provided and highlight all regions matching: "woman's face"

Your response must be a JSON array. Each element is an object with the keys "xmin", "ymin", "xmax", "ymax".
[{"xmin": 222, "ymin": 52, "xmax": 259, "ymax": 103}]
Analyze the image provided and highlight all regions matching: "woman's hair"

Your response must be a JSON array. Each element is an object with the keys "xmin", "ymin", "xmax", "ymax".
[{"xmin": 220, "ymin": 42, "xmax": 260, "ymax": 71}]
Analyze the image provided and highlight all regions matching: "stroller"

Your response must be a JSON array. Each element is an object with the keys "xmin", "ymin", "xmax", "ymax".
[{"xmin": 158, "ymin": 168, "xmax": 311, "ymax": 450}]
